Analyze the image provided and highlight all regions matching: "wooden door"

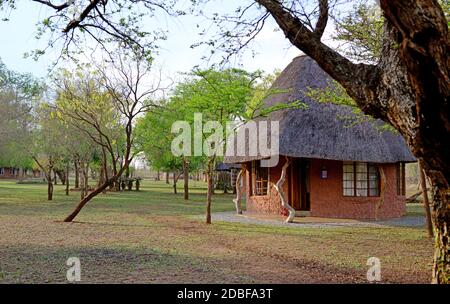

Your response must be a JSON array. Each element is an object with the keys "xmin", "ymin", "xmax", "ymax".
[
  {"xmin": 289, "ymin": 159, "xmax": 310, "ymax": 211},
  {"xmin": 299, "ymin": 160, "xmax": 311, "ymax": 211}
]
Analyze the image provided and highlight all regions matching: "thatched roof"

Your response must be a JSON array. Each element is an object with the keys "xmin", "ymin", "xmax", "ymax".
[{"xmin": 225, "ymin": 55, "xmax": 415, "ymax": 164}]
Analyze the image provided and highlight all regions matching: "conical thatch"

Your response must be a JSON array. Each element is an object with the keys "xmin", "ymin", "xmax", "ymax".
[{"xmin": 225, "ymin": 55, "xmax": 415, "ymax": 164}]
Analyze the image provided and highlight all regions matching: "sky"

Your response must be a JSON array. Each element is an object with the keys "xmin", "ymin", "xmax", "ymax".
[{"xmin": 0, "ymin": 0, "xmax": 304, "ymax": 81}]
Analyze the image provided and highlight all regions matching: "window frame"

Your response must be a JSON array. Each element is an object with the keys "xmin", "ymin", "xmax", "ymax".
[{"xmin": 342, "ymin": 162, "xmax": 380, "ymax": 197}]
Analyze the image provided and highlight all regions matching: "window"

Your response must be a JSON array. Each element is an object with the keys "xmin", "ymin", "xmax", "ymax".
[
  {"xmin": 397, "ymin": 162, "xmax": 406, "ymax": 196},
  {"xmin": 0, "ymin": 168, "xmax": 3, "ymax": 175},
  {"xmin": 252, "ymin": 160, "xmax": 269, "ymax": 196},
  {"xmin": 343, "ymin": 162, "xmax": 380, "ymax": 197}
]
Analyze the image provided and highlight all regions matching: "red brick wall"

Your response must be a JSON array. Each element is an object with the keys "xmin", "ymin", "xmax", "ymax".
[
  {"xmin": 309, "ymin": 159, "xmax": 405, "ymax": 219},
  {"xmin": 243, "ymin": 158, "xmax": 406, "ymax": 219},
  {"xmin": 244, "ymin": 158, "xmax": 288, "ymax": 216}
]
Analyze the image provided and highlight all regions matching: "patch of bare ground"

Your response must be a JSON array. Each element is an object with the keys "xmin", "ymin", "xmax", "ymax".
[{"xmin": 0, "ymin": 180, "xmax": 433, "ymax": 283}]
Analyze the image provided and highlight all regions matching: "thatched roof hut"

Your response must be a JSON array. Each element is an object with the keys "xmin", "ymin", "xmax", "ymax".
[{"xmin": 224, "ymin": 55, "xmax": 415, "ymax": 164}]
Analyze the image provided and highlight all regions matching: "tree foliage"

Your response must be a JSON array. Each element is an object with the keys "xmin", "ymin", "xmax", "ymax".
[{"xmin": 0, "ymin": 58, "xmax": 43, "ymax": 168}]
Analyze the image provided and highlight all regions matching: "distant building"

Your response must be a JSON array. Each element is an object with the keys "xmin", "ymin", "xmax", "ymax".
[{"xmin": 0, "ymin": 167, "xmax": 43, "ymax": 179}]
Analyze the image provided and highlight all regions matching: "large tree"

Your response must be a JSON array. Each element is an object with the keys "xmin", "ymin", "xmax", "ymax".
[
  {"xmin": 249, "ymin": 0, "xmax": 449, "ymax": 283},
  {"xmin": 2, "ymin": 0, "xmax": 448, "ymax": 283}
]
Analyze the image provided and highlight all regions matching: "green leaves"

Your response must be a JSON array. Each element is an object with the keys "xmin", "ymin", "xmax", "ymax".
[
  {"xmin": 0, "ymin": 58, "xmax": 44, "ymax": 168},
  {"xmin": 333, "ymin": 2, "xmax": 383, "ymax": 63}
]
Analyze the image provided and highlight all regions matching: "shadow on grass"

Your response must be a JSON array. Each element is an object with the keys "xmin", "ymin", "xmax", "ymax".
[{"xmin": 0, "ymin": 244, "xmax": 253, "ymax": 284}]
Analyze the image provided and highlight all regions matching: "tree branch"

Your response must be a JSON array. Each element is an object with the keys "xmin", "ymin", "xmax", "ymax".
[{"xmin": 256, "ymin": 0, "xmax": 384, "ymax": 118}]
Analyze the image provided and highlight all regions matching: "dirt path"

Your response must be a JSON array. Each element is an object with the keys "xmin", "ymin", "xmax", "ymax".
[{"xmin": 207, "ymin": 211, "xmax": 426, "ymax": 228}]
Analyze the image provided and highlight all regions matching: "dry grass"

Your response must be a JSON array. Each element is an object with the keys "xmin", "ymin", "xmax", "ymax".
[{"xmin": 0, "ymin": 179, "xmax": 433, "ymax": 283}]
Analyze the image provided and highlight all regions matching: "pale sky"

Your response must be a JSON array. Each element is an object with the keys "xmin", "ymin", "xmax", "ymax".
[{"xmin": 0, "ymin": 0, "xmax": 304, "ymax": 81}]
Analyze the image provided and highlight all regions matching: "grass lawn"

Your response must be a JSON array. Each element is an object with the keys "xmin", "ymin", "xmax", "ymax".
[{"xmin": 0, "ymin": 179, "xmax": 433, "ymax": 283}]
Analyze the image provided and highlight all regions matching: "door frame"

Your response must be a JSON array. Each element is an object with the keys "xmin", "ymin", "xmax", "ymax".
[{"xmin": 288, "ymin": 158, "xmax": 311, "ymax": 211}]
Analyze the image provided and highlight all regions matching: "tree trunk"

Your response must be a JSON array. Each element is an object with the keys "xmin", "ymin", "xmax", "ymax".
[
  {"xmin": 47, "ymin": 160, "xmax": 54, "ymax": 200},
  {"xmin": 156, "ymin": 170, "xmax": 160, "ymax": 181},
  {"xmin": 374, "ymin": 166, "xmax": 386, "ymax": 220},
  {"xmin": 183, "ymin": 159, "xmax": 189, "ymax": 200},
  {"xmin": 165, "ymin": 171, "xmax": 170, "ymax": 184},
  {"xmin": 80, "ymin": 161, "xmax": 85, "ymax": 199},
  {"xmin": 205, "ymin": 160, "xmax": 214, "ymax": 224},
  {"xmin": 65, "ymin": 163, "xmax": 70, "ymax": 196},
  {"xmin": 135, "ymin": 179, "xmax": 140, "ymax": 191},
  {"xmin": 56, "ymin": 169, "xmax": 66, "ymax": 185},
  {"xmin": 47, "ymin": 179, "xmax": 53, "ymax": 201},
  {"xmin": 172, "ymin": 171, "xmax": 177, "ymax": 194},
  {"xmin": 85, "ymin": 162, "xmax": 89, "ymax": 194},
  {"xmin": 64, "ymin": 177, "xmax": 113, "ymax": 222},
  {"xmin": 79, "ymin": 161, "xmax": 90, "ymax": 200},
  {"xmin": 258, "ymin": 0, "xmax": 449, "ymax": 283},
  {"xmin": 102, "ymin": 164, "xmax": 107, "ymax": 194},
  {"xmin": 53, "ymin": 169, "xmax": 58, "ymax": 185},
  {"xmin": 97, "ymin": 166, "xmax": 104, "ymax": 188},
  {"xmin": 428, "ymin": 171, "xmax": 450, "ymax": 284},
  {"xmin": 233, "ymin": 169, "xmax": 243, "ymax": 214},
  {"xmin": 63, "ymin": 158, "xmax": 131, "ymax": 222},
  {"xmin": 74, "ymin": 159, "xmax": 79, "ymax": 189},
  {"xmin": 419, "ymin": 161, "xmax": 434, "ymax": 238},
  {"xmin": 125, "ymin": 165, "xmax": 130, "ymax": 178},
  {"xmin": 379, "ymin": 1, "xmax": 449, "ymax": 283}
]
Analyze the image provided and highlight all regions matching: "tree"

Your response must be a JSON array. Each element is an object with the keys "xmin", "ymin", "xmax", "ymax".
[
  {"xmin": 0, "ymin": 58, "xmax": 42, "ymax": 170},
  {"xmin": 4, "ymin": 0, "xmax": 449, "ymax": 283},
  {"xmin": 201, "ymin": 0, "xmax": 450, "ymax": 284},
  {"xmin": 31, "ymin": 103, "xmax": 68, "ymax": 200},
  {"xmin": 171, "ymin": 68, "xmax": 260, "ymax": 223},
  {"xmin": 53, "ymin": 51, "xmax": 161, "ymax": 221},
  {"xmin": 134, "ymin": 100, "xmax": 201, "ymax": 196}
]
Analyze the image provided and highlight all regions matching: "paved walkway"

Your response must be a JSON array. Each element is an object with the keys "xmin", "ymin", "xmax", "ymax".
[{"xmin": 206, "ymin": 211, "xmax": 425, "ymax": 228}]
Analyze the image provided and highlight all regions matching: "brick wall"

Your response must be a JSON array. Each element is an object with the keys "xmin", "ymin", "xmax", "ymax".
[{"xmin": 309, "ymin": 159, "xmax": 405, "ymax": 219}]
